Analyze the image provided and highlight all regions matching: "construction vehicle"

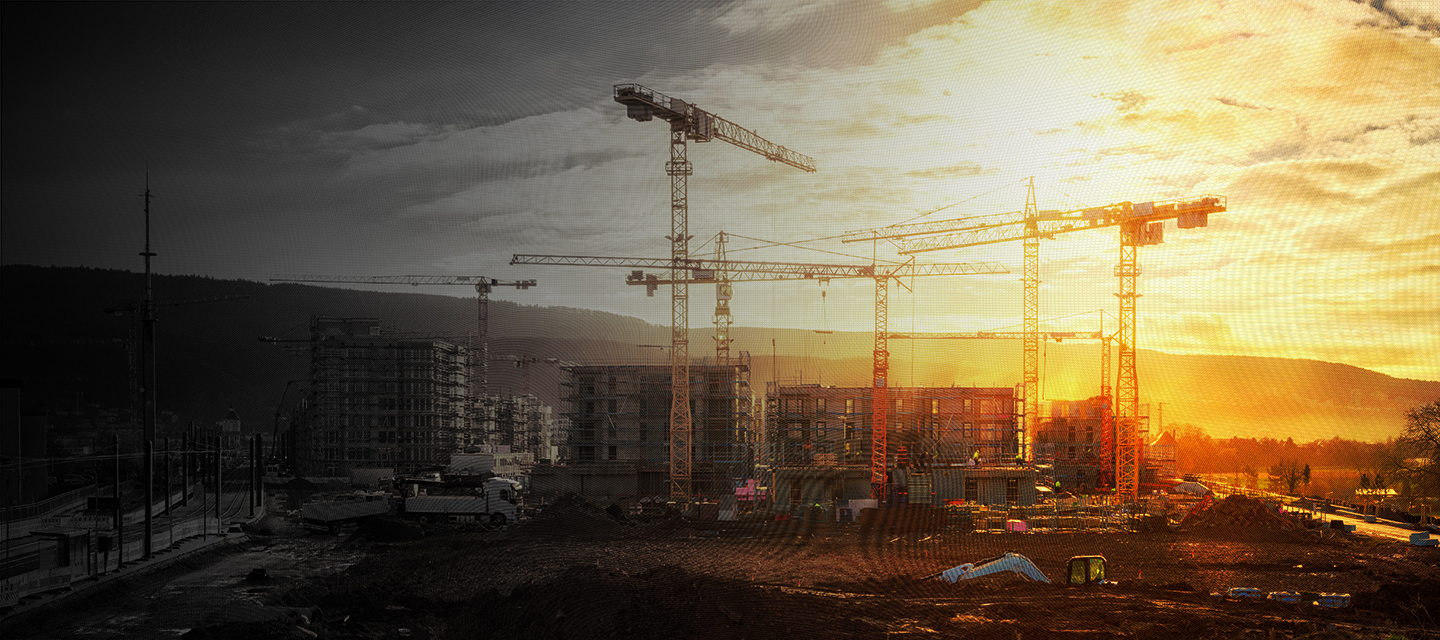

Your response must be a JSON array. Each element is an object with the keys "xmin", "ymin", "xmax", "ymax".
[
  {"xmin": 300, "ymin": 498, "xmax": 392, "ymax": 535},
  {"xmin": 939, "ymin": 552, "xmax": 1051, "ymax": 583},
  {"xmin": 936, "ymin": 552, "xmax": 1110, "ymax": 586},
  {"xmin": 394, "ymin": 474, "xmax": 522, "ymax": 527}
]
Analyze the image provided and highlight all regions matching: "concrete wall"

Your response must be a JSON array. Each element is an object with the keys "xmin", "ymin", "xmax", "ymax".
[
  {"xmin": 908, "ymin": 467, "xmax": 1038, "ymax": 506},
  {"xmin": 528, "ymin": 462, "xmax": 664, "ymax": 504},
  {"xmin": 772, "ymin": 468, "xmax": 872, "ymax": 509}
]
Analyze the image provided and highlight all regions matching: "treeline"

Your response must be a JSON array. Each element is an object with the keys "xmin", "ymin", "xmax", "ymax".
[{"xmin": 1172, "ymin": 423, "xmax": 1390, "ymax": 475}]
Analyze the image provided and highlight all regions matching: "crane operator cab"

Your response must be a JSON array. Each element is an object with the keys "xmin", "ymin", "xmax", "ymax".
[{"xmin": 1067, "ymin": 555, "xmax": 1108, "ymax": 585}]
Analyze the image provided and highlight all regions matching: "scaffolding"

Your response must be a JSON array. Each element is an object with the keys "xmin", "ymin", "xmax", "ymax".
[
  {"xmin": 301, "ymin": 317, "xmax": 470, "ymax": 477},
  {"xmin": 559, "ymin": 355, "xmax": 754, "ymax": 499},
  {"xmin": 764, "ymin": 385, "xmax": 1020, "ymax": 471}
]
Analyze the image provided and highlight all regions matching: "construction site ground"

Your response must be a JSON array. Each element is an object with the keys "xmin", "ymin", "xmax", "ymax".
[{"xmin": 5, "ymin": 497, "xmax": 1439, "ymax": 639}]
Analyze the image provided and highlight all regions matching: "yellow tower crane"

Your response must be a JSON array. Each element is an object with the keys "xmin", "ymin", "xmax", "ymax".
[
  {"xmin": 844, "ymin": 181, "xmax": 1227, "ymax": 499},
  {"xmin": 611, "ymin": 84, "xmax": 816, "ymax": 500}
]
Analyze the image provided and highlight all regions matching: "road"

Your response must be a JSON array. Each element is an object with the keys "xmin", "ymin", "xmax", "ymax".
[
  {"xmin": 1205, "ymin": 479, "xmax": 1426, "ymax": 543},
  {"xmin": 1, "ymin": 534, "xmax": 361, "ymax": 638},
  {"xmin": 1309, "ymin": 507, "xmax": 1429, "ymax": 542}
]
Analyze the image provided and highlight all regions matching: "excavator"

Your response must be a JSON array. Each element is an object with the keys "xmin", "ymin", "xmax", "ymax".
[{"xmin": 936, "ymin": 552, "xmax": 1109, "ymax": 586}]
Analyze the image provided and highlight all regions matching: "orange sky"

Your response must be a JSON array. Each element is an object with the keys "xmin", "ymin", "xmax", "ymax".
[{"xmin": 5, "ymin": 0, "xmax": 1437, "ymax": 381}]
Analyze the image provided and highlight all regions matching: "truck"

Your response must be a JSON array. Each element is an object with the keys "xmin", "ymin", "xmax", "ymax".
[
  {"xmin": 395, "ymin": 475, "xmax": 522, "ymax": 527},
  {"xmin": 300, "ymin": 498, "xmax": 392, "ymax": 535}
]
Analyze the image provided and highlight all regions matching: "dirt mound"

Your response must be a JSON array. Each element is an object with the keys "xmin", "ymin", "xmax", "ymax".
[
  {"xmin": 348, "ymin": 515, "xmax": 423, "ymax": 542},
  {"xmin": 181, "ymin": 605, "xmax": 326, "ymax": 639},
  {"xmin": 448, "ymin": 564, "xmax": 885, "ymax": 640},
  {"xmin": 1354, "ymin": 578, "xmax": 1440, "ymax": 615},
  {"xmin": 514, "ymin": 493, "xmax": 628, "ymax": 538},
  {"xmin": 243, "ymin": 513, "xmax": 304, "ymax": 537},
  {"xmin": 1181, "ymin": 495, "xmax": 1306, "ymax": 540}
]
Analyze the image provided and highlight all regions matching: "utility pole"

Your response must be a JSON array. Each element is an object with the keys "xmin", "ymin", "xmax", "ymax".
[
  {"xmin": 255, "ymin": 434, "xmax": 264, "ymax": 513},
  {"xmin": 113, "ymin": 434, "xmax": 123, "ymax": 568},
  {"xmin": 214, "ymin": 435, "xmax": 221, "ymax": 535},
  {"xmin": 163, "ymin": 438, "xmax": 171, "ymax": 516},
  {"xmin": 139, "ymin": 173, "xmax": 157, "ymax": 561},
  {"xmin": 181, "ymin": 425, "xmax": 190, "ymax": 507}
]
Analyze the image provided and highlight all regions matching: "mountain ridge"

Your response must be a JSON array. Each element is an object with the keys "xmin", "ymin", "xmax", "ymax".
[{"xmin": 3, "ymin": 265, "xmax": 1432, "ymax": 443}]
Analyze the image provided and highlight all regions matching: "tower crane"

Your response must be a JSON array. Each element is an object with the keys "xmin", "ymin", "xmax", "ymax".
[
  {"xmin": 613, "ymin": 83, "xmax": 816, "ymax": 501},
  {"xmin": 511, "ymin": 252, "xmax": 1007, "ymax": 499},
  {"xmin": 269, "ymin": 275, "xmax": 536, "ymax": 399},
  {"xmin": 844, "ymin": 179, "xmax": 1227, "ymax": 499}
]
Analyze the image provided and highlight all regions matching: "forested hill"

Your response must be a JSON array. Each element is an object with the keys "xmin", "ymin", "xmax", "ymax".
[{"xmin": 3, "ymin": 265, "xmax": 1434, "ymax": 443}]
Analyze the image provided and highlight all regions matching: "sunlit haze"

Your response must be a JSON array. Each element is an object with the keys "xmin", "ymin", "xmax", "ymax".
[{"xmin": 4, "ymin": 0, "xmax": 1437, "ymax": 381}]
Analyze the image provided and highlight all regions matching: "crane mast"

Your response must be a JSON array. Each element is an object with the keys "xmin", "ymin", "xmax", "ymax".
[
  {"xmin": 614, "ymin": 83, "xmax": 815, "ymax": 501},
  {"xmin": 845, "ymin": 186, "xmax": 1227, "ymax": 500}
]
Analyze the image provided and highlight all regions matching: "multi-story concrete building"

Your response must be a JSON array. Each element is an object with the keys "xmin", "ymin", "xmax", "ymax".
[
  {"xmin": 1033, "ymin": 396, "xmax": 1157, "ymax": 490},
  {"xmin": 300, "ymin": 317, "xmax": 470, "ymax": 477},
  {"xmin": 558, "ymin": 357, "xmax": 754, "ymax": 497},
  {"xmin": 765, "ymin": 384, "xmax": 1021, "ymax": 467},
  {"xmin": 475, "ymin": 394, "xmax": 556, "ymax": 461},
  {"xmin": 764, "ymin": 384, "xmax": 1035, "ymax": 507}
]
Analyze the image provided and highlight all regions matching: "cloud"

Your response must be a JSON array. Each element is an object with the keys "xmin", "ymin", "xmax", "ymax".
[
  {"xmin": 905, "ymin": 162, "xmax": 992, "ymax": 179},
  {"xmin": 713, "ymin": 0, "xmax": 841, "ymax": 34},
  {"xmin": 1359, "ymin": 0, "xmax": 1440, "ymax": 31}
]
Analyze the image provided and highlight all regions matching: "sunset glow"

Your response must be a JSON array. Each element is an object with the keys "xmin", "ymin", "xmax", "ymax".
[{"xmin": 4, "ymin": 0, "xmax": 1437, "ymax": 381}]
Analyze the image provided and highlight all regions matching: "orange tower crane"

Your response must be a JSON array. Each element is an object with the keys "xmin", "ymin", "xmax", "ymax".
[
  {"xmin": 613, "ymin": 84, "xmax": 816, "ymax": 500},
  {"xmin": 510, "ymin": 253, "xmax": 1007, "ymax": 498},
  {"xmin": 844, "ymin": 182, "xmax": 1226, "ymax": 499},
  {"xmin": 269, "ymin": 275, "xmax": 536, "ymax": 399}
]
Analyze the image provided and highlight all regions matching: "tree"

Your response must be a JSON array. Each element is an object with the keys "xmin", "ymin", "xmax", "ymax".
[
  {"xmin": 1382, "ymin": 400, "xmax": 1440, "ymax": 502},
  {"xmin": 1302, "ymin": 463, "xmax": 1311, "ymax": 494},
  {"xmin": 1267, "ymin": 458, "xmax": 1306, "ymax": 495},
  {"xmin": 1241, "ymin": 464, "xmax": 1259, "ymax": 489}
]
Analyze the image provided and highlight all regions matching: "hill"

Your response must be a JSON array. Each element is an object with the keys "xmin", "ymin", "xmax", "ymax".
[{"xmin": 2, "ymin": 265, "xmax": 1433, "ymax": 442}]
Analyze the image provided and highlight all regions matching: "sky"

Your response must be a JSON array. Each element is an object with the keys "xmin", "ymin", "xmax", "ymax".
[{"xmin": 3, "ymin": 0, "xmax": 1438, "ymax": 382}]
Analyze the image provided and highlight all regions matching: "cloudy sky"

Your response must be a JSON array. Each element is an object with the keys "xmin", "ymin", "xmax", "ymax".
[{"xmin": 4, "ymin": 0, "xmax": 1438, "ymax": 381}]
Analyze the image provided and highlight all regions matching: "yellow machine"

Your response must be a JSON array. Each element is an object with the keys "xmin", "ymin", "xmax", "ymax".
[{"xmin": 1067, "ymin": 555, "xmax": 1108, "ymax": 585}]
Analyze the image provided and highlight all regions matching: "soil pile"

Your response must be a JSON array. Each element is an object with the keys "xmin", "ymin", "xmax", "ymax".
[
  {"xmin": 349, "ymin": 515, "xmax": 423, "ymax": 542},
  {"xmin": 244, "ymin": 513, "xmax": 304, "ymax": 537},
  {"xmin": 181, "ymin": 605, "xmax": 327, "ymax": 640},
  {"xmin": 1183, "ymin": 495, "xmax": 1302, "ymax": 537},
  {"xmin": 449, "ymin": 564, "xmax": 888, "ymax": 640},
  {"xmin": 513, "ymin": 493, "xmax": 628, "ymax": 538}
]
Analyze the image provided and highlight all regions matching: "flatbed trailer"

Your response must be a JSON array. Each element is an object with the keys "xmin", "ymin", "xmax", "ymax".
[{"xmin": 300, "ymin": 499, "xmax": 392, "ymax": 535}]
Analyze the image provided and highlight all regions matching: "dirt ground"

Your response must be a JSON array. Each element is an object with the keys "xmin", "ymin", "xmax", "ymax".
[{"xmin": 8, "ymin": 498, "xmax": 1440, "ymax": 639}]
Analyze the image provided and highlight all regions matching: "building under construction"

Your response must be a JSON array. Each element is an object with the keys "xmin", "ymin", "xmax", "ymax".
[
  {"xmin": 1032, "ymin": 396, "xmax": 1169, "ymax": 491},
  {"xmin": 765, "ymin": 384, "xmax": 1038, "ymax": 507},
  {"xmin": 557, "ymin": 356, "xmax": 755, "ymax": 498},
  {"xmin": 474, "ymin": 393, "xmax": 556, "ymax": 461},
  {"xmin": 766, "ymin": 384, "xmax": 1022, "ymax": 467},
  {"xmin": 297, "ymin": 317, "xmax": 471, "ymax": 477}
]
